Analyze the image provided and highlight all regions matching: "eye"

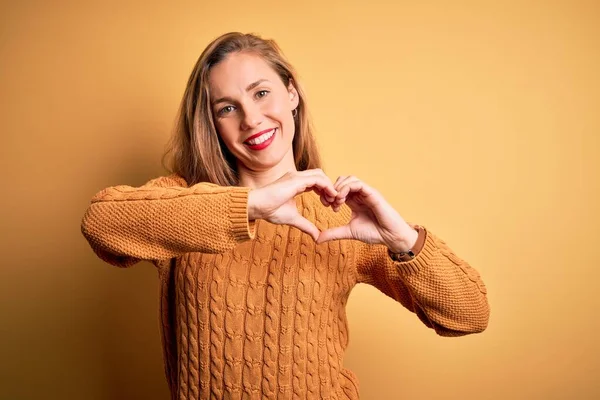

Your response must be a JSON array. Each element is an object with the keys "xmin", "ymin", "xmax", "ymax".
[
  {"xmin": 256, "ymin": 90, "xmax": 269, "ymax": 99},
  {"xmin": 217, "ymin": 105, "xmax": 235, "ymax": 116}
]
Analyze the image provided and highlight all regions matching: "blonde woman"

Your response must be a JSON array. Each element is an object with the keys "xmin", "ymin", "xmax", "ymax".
[{"xmin": 81, "ymin": 32, "xmax": 490, "ymax": 400}]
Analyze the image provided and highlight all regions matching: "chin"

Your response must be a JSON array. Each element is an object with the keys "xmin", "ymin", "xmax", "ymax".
[{"xmin": 249, "ymin": 155, "xmax": 285, "ymax": 171}]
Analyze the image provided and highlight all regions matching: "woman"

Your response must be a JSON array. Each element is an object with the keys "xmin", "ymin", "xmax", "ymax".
[{"xmin": 81, "ymin": 32, "xmax": 490, "ymax": 400}]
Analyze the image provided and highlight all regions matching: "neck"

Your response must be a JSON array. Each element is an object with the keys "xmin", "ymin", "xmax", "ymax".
[{"xmin": 237, "ymin": 147, "xmax": 297, "ymax": 189}]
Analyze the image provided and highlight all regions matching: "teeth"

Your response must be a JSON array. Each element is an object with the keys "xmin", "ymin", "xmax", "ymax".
[{"xmin": 247, "ymin": 129, "xmax": 275, "ymax": 145}]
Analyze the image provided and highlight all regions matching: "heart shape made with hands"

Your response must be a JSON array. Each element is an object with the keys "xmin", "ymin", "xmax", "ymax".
[
  {"xmin": 309, "ymin": 176, "xmax": 415, "ymax": 252},
  {"xmin": 249, "ymin": 170, "xmax": 416, "ymax": 252}
]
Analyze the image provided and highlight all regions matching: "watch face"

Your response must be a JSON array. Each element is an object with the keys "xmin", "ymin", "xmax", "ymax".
[{"xmin": 388, "ymin": 248, "xmax": 415, "ymax": 262}]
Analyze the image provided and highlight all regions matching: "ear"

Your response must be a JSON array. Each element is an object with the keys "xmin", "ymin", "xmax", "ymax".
[{"xmin": 287, "ymin": 81, "xmax": 300, "ymax": 110}]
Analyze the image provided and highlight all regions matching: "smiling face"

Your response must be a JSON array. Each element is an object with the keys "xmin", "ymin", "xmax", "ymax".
[{"xmin": 208, "ymin": 51, "xmax": 300, "ymax": 176}]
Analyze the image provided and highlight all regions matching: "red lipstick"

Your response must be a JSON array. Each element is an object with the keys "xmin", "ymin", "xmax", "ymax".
[{"xmin": 244, "ymin": 128, "xmax": 276, "ymax": 151}]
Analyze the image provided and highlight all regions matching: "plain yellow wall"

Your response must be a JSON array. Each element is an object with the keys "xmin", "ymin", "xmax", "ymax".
[{"xmin": 1, "ymin": 1, "xmax": 598, "ymax": 399}]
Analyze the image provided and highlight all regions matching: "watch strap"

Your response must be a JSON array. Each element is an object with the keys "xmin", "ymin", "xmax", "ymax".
[{"xmin": 387, "ymin": 225, "xmax": 426, "ymax": 262}]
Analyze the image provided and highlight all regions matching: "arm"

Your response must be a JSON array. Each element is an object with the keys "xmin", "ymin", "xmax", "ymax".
[
  {"xmin": 80, "ymin": 174, "xmax": 256, "ymax": 267},
  {"xmin": 354, "ymin": 226, "xmax": 490, "ymax": 337},
  {"xmin": 316, "ymin": 176, "xmax": 490, "ymax": 337}
]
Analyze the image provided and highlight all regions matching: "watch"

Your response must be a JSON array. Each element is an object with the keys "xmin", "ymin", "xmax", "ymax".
[{"xmin": 387, "ymin": 225, "xmax": 425, "ymax": 262}]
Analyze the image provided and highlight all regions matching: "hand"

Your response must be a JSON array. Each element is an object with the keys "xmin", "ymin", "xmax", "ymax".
[
  {"xmin": 316, "ymin": 176, "xmax": 418, "ymax": 252},
  {"xmin": 248, "ymin": 169, "xmax": 338, "ymax": 241}
]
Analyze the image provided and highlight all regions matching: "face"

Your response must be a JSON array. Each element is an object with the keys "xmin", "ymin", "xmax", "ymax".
[{"xmin": 208, "ymin": 52, "xmax": 299, "ymax": 173}]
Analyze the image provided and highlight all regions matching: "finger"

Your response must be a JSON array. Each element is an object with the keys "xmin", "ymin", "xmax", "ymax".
[
  {"xmin": 299, "ymin": 175, "xmax": 338, "ymax": 198},
  {"xmin": 335, "ymin": 175, "xmax": 356, "ymax": 192},
  {"xmin": 298, "ymin": 169, "xmax": 332, "ymax": 187},
  {"xmin": 288, "ymin": 215, "xmax": 320, "ymax": 241},
  {"xmin": 335, "ymin": 177, "xmax": 361, "ymax": 204},
  {"xmin": 334, "ymin": 175, "xmax": 346, "ymax": 189},
  {"xmin": 314, "ymin": 186, "xmax": 336, "ymax": 204},
  {"xmin": 334, "ymin": 176, "xmax": 358, "ymax": 197},
  {"xmin": 312, "ymin": 171, "xmax": 338, "ymax": 200},
  {"xmin": 315, "ymin": 189, "xmax": 330, "ymax": 207},
  {"xmin": 339, "ymin": 181, "xmax": 379, "ymax": 208},
  {"xmin": 298, "ymin": 172, "xmax": 337, "ymax": 197},
  {"xmin": 339, "ymin": 180, "xmax": 355, "ymax": 199},
  {"xmin": 310, "ymin": 177, "xmax": 337, "ymax": 198},
  {"xmin": 344, "ymin": 181, "xmax": 374, "ymax": 197},
  {"xmin": 291, "ymin": 168, "xmax": 332, "ymax": 186},
  {"xmin": 316, "ymin": 225, "xmax": 353, "ymax": 244},
  {"xmin": 321, "ymin": 193, "xmax": 334, "ymax": 207},
  {"xmin": 308, "ymin": 186, "xmax": 334, "ymax": 207}
]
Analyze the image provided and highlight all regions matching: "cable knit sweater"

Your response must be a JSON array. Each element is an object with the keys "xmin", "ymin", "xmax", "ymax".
[{"xmin": 81, "ymin": 174, "xmax": 490, "ymax": 400}]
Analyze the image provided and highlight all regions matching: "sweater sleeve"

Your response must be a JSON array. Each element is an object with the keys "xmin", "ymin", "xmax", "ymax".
[
  {"xmin": 354, "ymin": 227, "xmax": 490, "ymax": 337},
  {"xmin": 81, "ymin": 174, "xmax": 256, "ymax": 268}
]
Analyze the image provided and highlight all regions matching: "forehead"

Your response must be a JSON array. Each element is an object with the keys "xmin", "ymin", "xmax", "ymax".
[{"xmin": 208, "ymin": 52, "xmax": 280, "ymax": 97}]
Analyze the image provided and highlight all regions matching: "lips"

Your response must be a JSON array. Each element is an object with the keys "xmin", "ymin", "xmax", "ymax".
[
  {"xmin": 244, "ymin": 128, "xmax": 277, "ymax": 150},
  {"xmin": 244, "ymin": 128, "xmax": 277, "ymax": 146},
  {"xmin": 244, "ymin": 128, "xmax": 276, "ymax": 145}
]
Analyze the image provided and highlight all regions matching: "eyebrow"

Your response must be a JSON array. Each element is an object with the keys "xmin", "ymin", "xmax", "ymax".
[{"xmin": 211, "ymin": 79, "xmax": 270, "ymax": 106}]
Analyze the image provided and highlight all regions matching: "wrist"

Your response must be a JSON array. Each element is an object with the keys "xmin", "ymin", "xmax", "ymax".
[
  {"xmin": 387, "ymin": 225, "xmax": 426, "ymax": 262},
  {"xmin": 387, "ymin": 226, "xmax": 419, "ymax": 254},
  {"xmin": 247, "ymin": 189, "xmax": 259, "ymax": 220}
]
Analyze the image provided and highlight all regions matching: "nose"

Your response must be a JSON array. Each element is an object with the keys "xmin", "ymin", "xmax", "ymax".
[{"xmin": 240, "ymin": 101, "xmax": 263, "ymax": 130}]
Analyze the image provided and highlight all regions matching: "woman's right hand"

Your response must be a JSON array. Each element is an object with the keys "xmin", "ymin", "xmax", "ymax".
[{"xmin": 247, "ymin": 169, "xmax": 338, "ymax": 241}]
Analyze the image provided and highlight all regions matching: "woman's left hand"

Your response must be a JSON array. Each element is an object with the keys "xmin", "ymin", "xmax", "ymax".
[{"xmin": 315, "ymin": 176, "xmax": 418, "ymax": 253}]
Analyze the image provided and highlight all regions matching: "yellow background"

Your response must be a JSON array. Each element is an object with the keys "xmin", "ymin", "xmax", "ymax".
[{"xmin": 2, "ymin": 1, "xmax": 598, "ymax": 399}]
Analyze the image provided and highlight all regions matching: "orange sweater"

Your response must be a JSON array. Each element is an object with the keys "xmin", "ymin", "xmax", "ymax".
[{"xmin": 81, "ymin": 174, "xmax": 489, "ymax": 400}]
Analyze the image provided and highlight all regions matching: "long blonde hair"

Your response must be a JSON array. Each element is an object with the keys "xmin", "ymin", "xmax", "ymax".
[{"xmin": 162, "ymin": 32, "xmax": 322, "ymax": 186}]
